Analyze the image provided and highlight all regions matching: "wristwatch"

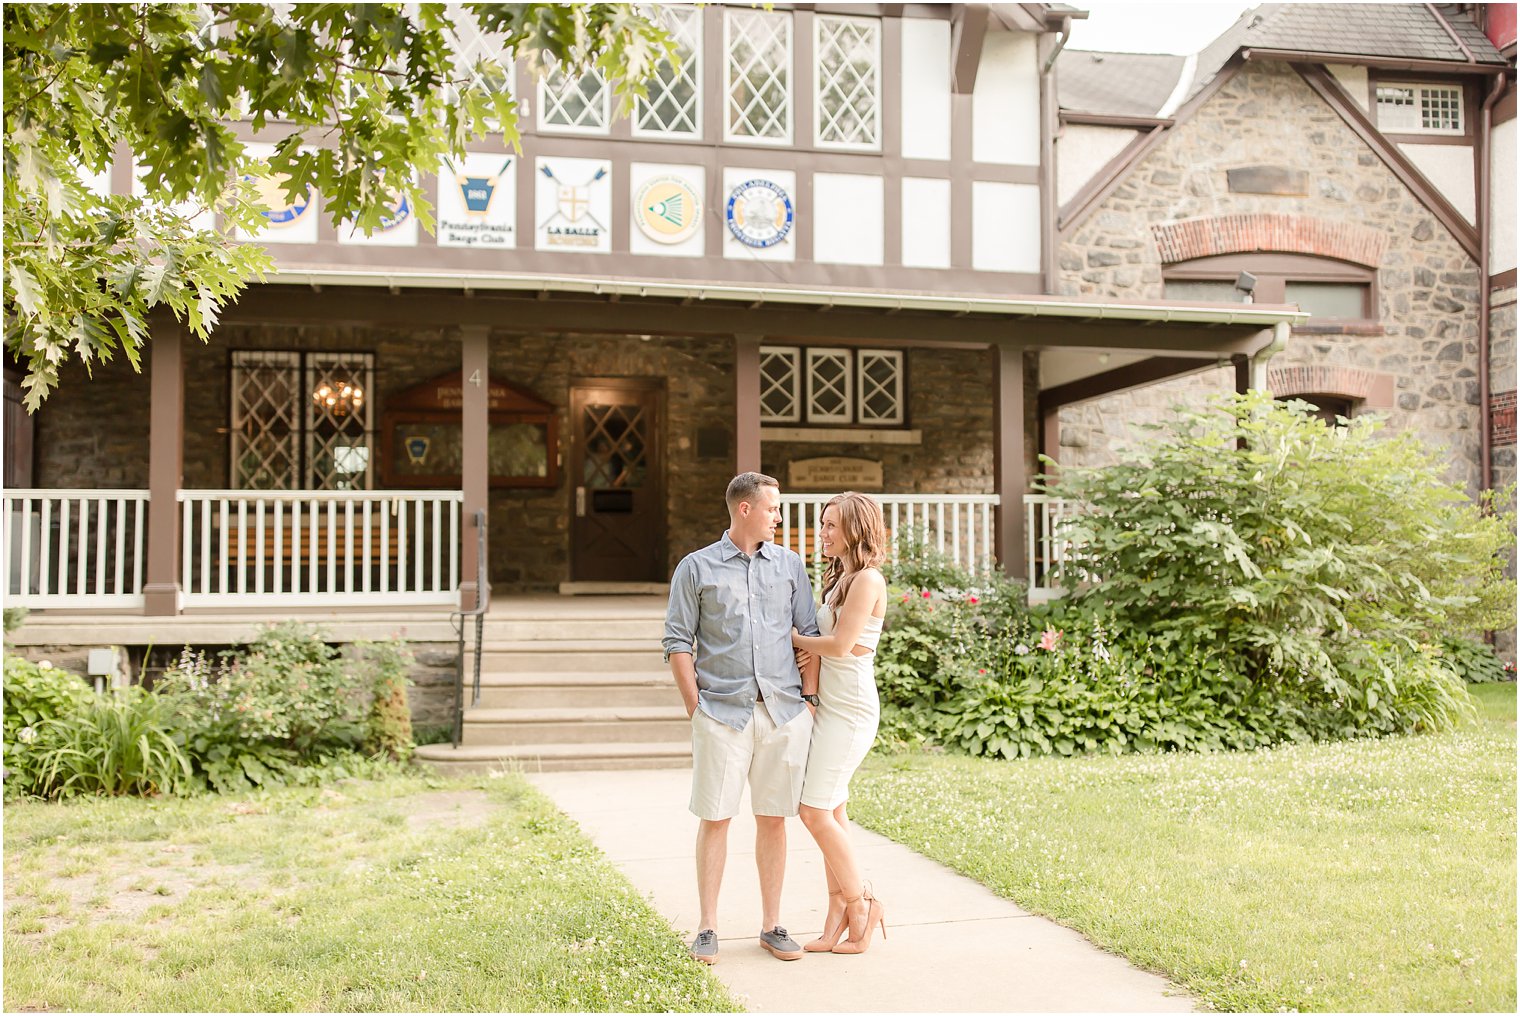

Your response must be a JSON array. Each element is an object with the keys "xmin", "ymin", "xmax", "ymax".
[{"xmin": 801, "ymin": 693, "xmax": 821, "ymax": 707}]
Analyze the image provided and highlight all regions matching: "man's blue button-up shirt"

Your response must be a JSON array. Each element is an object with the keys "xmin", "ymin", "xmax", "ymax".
[{"xmin": 662, "ymin": 531, "xmax": 821, "ymax": 731}]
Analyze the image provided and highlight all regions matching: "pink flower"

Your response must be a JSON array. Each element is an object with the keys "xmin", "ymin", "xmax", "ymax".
[
  {"xmin": 901, "ymin": 593, "xmax": 910, "ymax": 603},
  {"xmin": 977, "ymin": 668, "xmax": 986, "ymax": 675},
  {"xmin": 1038, "ymin": 628, "xmax": 1063, "ymax": 652},
  {"xmin": 921, "ymin": 590, "xmax": 932, "ymax": 598},
  {"xmin": 966, "ymin": 595, "xmax": 980, "ymax": 605}
]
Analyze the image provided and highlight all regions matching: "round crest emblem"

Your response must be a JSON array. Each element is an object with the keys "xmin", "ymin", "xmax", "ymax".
[
  {"xmin": 725, "ymin": 179, "xmax": 793, "ymax": 249},
  {"xmin": 250, "ymin": 174, "xmax": 315, "ymax": 229},
  {"xmin": 375, "ymin": 193, "xmax": 412, "ymax": 232},
  {"xmin": 634, "ymin": 175, "xmax": 702, "ymax": 244}
]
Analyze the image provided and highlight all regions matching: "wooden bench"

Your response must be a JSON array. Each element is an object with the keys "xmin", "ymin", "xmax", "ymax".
[{"xmin": 226, "ymin": 524, "xmax": 404, "ymax": 568}]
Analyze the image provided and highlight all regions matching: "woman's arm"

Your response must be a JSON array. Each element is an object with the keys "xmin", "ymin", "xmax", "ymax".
[{"xmin": 791, "ymin": 569, "xmax": 886, "ymax": 657}]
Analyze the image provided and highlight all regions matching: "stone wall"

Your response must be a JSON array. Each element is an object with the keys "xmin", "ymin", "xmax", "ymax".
[
  {"xmin": 1490, "ymin": 287, "xmax": 1517, "ymax": 499},
  {"xmin": 1056, "ymin": 62, "xmax": 1485, "ymax": 493},
  {"xmin": 33, "ymin": 352, "xmax": 151, "ymax": 489}
]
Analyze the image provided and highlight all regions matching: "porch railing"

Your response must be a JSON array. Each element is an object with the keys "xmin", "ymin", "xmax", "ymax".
[
  {"xmin": 3, "ymin": 489, "xmax": 150, "ymax": 609},
  {"xmin": 779, "ymin": 493, "xmax": 1000, "ymax": 588},
  {"xmin": 178, "ymin": 490, "xmax": 463, "ymax": 607},
  {"xmin": 1024, "ymin": 494, "xmax": 1080, "ymax": 601}
]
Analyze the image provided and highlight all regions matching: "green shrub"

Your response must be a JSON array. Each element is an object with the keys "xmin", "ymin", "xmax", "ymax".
[
  {"xmin": 3, "ymin": 607, "xmax": 28, "ymax": 635},
  {"xmin": 3, "ymin": 656, "xmax": 96, "ymax": 798},
  {"xmin": 883, "ymin": 530, "xmax": 979, "ymax": 593},
  {"xmin": 1435, "ymin": 636, "xmax": 1510, "ymax": 683},
  {"xmin": 29, "ymin": 687, "xmax": 192, "ymax": 798},
  {"xmin": 356, "ymin": 638, "xmax": 414, "ymax": 760}
]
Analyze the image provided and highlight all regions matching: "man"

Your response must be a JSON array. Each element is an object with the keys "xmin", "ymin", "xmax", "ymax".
[{"xmin": 662, "ymin": 471, "xmax": 822, "ymax": 965}]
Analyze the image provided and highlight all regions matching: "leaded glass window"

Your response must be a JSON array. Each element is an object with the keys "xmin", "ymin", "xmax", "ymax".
[
  {"xmin": 635, "ymin": 5, "xmax": 702, "ymax": 138},
  {"xmin": 445, "ymin": 4, "xmax": 514, "ymax": 109},
  {"xmin": 232, "ymin": 351, "xmax": 300, "ymax": 490},
  {"xmin": 540, "ymin": 61, "xmax": 609, "ymax": 134},
  {"xmin": 814, "ymin": 15, "xmax": 880, "ymax": 150},
  {"xmin": 306, "ymin": 354, "xmax": 374, "ymax": 490},
  {"xmin": 857, "ymin": 350, "xmax": 902, "ymax": 425},
  {"xmin": 759, "ymin": 346, "xmax": 801, "ymax": 423},
  {"xmin": 1376, "ymin": 82, "xmax": 1463, "ymax": 134},
  {"xmin": 806, "ymin": 348, "xmax": 853, "ymax": 424},
  {"xmin": 725, "ymin": 9, "xmax": 792, "ymax": 145}
]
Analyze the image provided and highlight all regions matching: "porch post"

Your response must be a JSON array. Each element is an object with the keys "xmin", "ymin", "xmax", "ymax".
[
  {"xmin": 993, "ymin": 342, "xmax": 1028, "ymax": 582},
  {"xmin": 459, "ymin": 325, "xmax": 490, "ymax": 610},
  {"xmin": 735, "ymin": 334, "xmax": 762, "ymax": 474},
  {"xmin": 143, "ymin": 317, "xmax": 184, "ymax": 615},
  {"xmin": 1232, "ymin": 353, "xmax": 1251, "ymax": 395}
]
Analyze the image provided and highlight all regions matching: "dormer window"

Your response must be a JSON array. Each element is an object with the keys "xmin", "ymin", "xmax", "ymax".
[{"xmin": 1375, "ymin": 83, "xmax": 1463, "ymax": 135}]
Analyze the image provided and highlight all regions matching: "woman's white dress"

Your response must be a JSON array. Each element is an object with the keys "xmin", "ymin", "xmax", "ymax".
[{"xmin": 800, "ymin": 602, "xmax": 882, "ymax": 810}]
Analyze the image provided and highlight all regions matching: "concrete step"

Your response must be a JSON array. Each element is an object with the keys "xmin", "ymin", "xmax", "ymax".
[
  {"xmin": 478, "ymin": 641, "xmax": 666, "ymax": 672},
  {"xmin": 415, "ymin": 740, "xmax": 692, "ymax": 774},
  {"xmin": 475, "ymin": 618, "xmax": 666, "ymax": 642},
  {"xmin": 459, "ymin": 705, "xmax": 690, "ymax": 747},
  {"xmin": 471, "ymin": 672, "xmax": 679, "ymax": 710}
]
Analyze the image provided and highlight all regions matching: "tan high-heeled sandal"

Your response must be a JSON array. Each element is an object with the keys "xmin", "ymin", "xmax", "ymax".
[
  {"xmin": 831, "ymin": 887, "xmax": 886, "ymax": 954},
  {"xmin": 805, "ymin": 889, "xmax": 847, "ymax": 952}
]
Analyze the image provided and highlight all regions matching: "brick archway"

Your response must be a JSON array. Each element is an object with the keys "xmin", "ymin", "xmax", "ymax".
[
  {"xmin": 1268, "ymin": 364, "xmax": 1395, "ymax": 409},
  {"xmin": 1152, "ymin": 214, "xmax": 1387, "ymax": 267}
]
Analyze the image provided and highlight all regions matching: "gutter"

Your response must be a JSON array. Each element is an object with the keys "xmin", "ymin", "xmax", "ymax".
[
  {"xmin": 266, "ymin": 267, "xmax": 1309, "ymax": 328},
  {"xmin": 1242, "ymin": 47, "xmax": 1507, "ymax": 73},
  {"xmin": 1479, "ymin": 71, "xmax": 1507, "ymax": 494},
  {"xmin": 1042, "ymin": 15, "xmax": 1073, "ymax": 74}
]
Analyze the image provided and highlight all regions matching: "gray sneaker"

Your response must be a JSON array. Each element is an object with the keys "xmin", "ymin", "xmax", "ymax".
[
  {"xmin": 760, "ymin": 925, "xmax": 803, "ymax": 961},
  {"xmin": 689, "ymin": 928, "xmax": 719, "ymax": 965}
]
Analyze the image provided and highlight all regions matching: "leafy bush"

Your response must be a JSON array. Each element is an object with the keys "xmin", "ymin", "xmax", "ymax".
[
  {"xmin": 3, "ymin": 607, "xmax": 28, "ymax": 635},
  {"xmin": 3, "ymin": 656, "xmax": 96, "ymax": 798},
  {"xmin": 1048, "ymin": 393, "xmax": 1516, "ymax": 676},
  {"xmin": 1435, "ymin": 636, "xmax": 1511, "ymax": 683},
  {"xmin": 29, "ymin": 687, "xmax": 192, "ymax": 798},
  {"xmin": 356, "ymin": 638, "xmax": 414, "ymax": 760},
  {"xmin": 883, "ymin": 530, "xmax": 979, "ymax": 593}
]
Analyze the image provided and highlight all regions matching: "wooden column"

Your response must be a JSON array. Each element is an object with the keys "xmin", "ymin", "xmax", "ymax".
[
  {"xmin": 142, "ymin": 318, "xmax": 184, "ymax": 615},
  {"xmin": 993, "ymin": 342, "xmax": 1027, "ymax": 582},
  {"xmin": 1232, "ymin": 353, "xmax": 1252, "ymax": 395},
  {"xmin": 735, "ymin": 334, "xmax": 762, "ymax": 474},
  {"xmin": 459, "ymin": 325, "xmax": 490, "ymax": 610}
]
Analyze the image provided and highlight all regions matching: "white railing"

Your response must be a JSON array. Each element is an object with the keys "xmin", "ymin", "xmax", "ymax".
[
  {"xmin": 178, "ymin": 490, "xmax": 463, "ymax": 607},
  {"xmin": 3, "ymin": 489, "xmax": 151, "ymax": 608},
  {"xmin": 1025, "ymin": 494, "xmax": 1080, "ymax": 601},
  {"xmin": 779, "ymin": 493, "xmax": 1000, "ymax": 586}
]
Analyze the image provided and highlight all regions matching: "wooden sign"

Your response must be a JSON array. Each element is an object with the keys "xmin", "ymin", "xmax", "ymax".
[
  {"xmin": 787, "ymin": 456, "xmax": 884, "ymax": 492},
  {"xmin": 380, "ymin": 371, "xmax": 559, "ymax": 489}
]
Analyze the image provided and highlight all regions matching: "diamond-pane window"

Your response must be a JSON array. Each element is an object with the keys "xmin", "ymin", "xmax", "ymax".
[
  {"xmin": 306, "ymin": 354, "xmax": 374, "ymax": 490},
  {"xmin": 540, "ymin": 62, "xmax": 609, "ymax": 134},
  {"xmin": 726, "ymin": 9, "xmax": 792, "ymax": 145},
  {"xmin": 857, "ymin": 350, "xmax": 902, "ymax": 425},
  {"xmin": 636, "ymin": 6, "xmax": 702, "ymax": 138},
  {"xmin": 445, "ymin": 5, "xmax": 514, "ymax": 109},
  {"xmin": 760, "ymin": 346, "xmax": 801, "ymax": 423},
  {"xmin": 806, "ymin": 348, "xmax": 853, "ymax": 424},
  {"xmin": 232, "ymin": 351, "xmax": 300, "ymax": 490},
  {"xmin": 1377, "ymin": 82, "xmax": 1463, "ymax": 135},
  {"xmin": 815, "ymin": 15, "xmax": 880, "ymax": 149}
]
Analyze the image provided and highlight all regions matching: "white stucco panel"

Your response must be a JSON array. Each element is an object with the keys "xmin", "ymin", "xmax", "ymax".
[
  {"xmin": 972, "ymin": 181, "xmax": 1041, "ymax": 273},
  {"xmin": 1327, "ymin": 64, "xmax": 1369, "ymax": 111},
  {"xmin": 1400, "ymin": 142, "xmax": 1477, "ymax": 224},
  {"xmin": 901, "ymin": 176, "xmax": 951, "ymax": 268},
  {"xmin": 1056, "ymin": 125, "xmax": 1140, "ymax": 207},
  {"xmin": 813, "ymin": 173, "xmax": 884, "ymax": 266},
  {"xmin": 901, "ymin": 17, "xmax": 951, "ymax": 161},
  {"xmin": 1491, "ymin": 118, "xmax": 1516, "ymax": 275},
  {"xmin": 972, "ymin": 32, "xmax": 1040, "ymax": 166}
]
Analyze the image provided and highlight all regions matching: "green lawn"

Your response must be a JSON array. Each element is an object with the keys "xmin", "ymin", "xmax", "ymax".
[
  {"xmin": 851, "ymin": 682, "xmax": 1517, "ymax": 1013},
  {"xmin": 3, "ymin": 771, "xmax": 739, "ymax": 1013}
]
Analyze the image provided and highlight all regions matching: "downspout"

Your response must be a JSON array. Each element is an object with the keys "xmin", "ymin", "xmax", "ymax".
[
  {"xmin": 1042, "ymin": 15, "xmax": 1073, "ymax": 74},
  {"xmin": 1249, "ymin": 321, "xmax": 1291, "ymax": 392},
  {"xmin": 1040, "ymin": 17, "xmax": 1072, "ymax": 294},
  {"xmin": 1479, "ymin": 71, "xmax": 1506, "ymax": 495}
]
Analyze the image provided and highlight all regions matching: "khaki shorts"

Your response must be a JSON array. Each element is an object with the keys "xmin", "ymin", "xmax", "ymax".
[{"xmin": 689, "ymin": 701, "xmax": 812, "ymax": 821}]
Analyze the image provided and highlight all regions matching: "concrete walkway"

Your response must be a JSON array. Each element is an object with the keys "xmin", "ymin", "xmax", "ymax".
[{"xmin": 529, "ymin": 769, "xmax": 1196, "ymax": 1013}]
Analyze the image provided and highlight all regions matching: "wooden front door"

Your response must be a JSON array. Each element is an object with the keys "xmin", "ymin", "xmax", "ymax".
[{"xmin": 569, "ymin": 380, "xmax": 664, "ymax": 582}]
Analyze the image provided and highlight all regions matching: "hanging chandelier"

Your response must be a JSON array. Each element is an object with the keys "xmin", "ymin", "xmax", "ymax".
[{"xmin": 313, "ymin": 379, "xmax": 364, "ymax": 417}]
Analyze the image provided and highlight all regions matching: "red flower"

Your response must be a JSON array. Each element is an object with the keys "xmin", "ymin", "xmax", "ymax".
[
  {"xmin": 921, "ymin": 590, "xmax": 932, "ymax": 599},
  {"xmin": 967, "ymin": 595, "xmax": 980, "ymax": 605},
  {"xmin": 978, "ymin": 668, "xmax": 986, "ymax": 674}
]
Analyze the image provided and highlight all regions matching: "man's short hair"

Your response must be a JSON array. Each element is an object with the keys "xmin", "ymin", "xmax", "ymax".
[{"xmin": 725, "ymin": 471, "xmax": 779, "ymax": 512}]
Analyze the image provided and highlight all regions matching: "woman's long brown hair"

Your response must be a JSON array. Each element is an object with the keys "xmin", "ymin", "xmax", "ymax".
[{"xmin": 820, "ymin": 491, "xmax": 888, "ymax": 607}]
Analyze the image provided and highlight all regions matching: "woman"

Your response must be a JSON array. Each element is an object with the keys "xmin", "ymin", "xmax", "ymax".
[{"xmin": 791, "ymin": 491, "xmax": 888, "ymax": 954}]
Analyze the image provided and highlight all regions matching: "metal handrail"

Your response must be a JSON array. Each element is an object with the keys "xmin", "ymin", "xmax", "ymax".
[{"xmin": 450, "ymin": 508, "xmax": 489, "ymax": 748}]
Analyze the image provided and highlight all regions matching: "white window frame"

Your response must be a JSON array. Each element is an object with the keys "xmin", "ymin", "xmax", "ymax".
[
  {"xmin": 538, "ymin": 62, "xmax": 611, "ymax": 135},
  {"xmin": 724, "ymin": 8, "xmax": 794, "ymax": 147},
  {"xmin": 856, "ymin": 349, "xmax": 903, "ymax": 425},
  {"xmin": 813, "ymin": 14, "xmax": 882, "ymax": 151},
  {"xmin": 634, "ymin": 5, "xmax": 703, "ymax": 140},
  {"xmin": 305, "ymin": 353, "xmax": 375, "ymax": 491},
  {"xmin": 805, "ymin": 347, "xmax": 854, "ymax": 424},
  {"xmin": 759, "ymin": 346, "xmax": 802, "ymax": 424},
  {"xmin": 1375, "ymin": 82, "xmax": 1464, "ymax": 136},
  {"xmin": 231, "ymin": 351, "xmax": 301, "ymax": 491}
]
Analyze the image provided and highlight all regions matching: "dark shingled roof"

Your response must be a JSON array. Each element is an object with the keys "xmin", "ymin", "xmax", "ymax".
[
  {"xmin": 1058, "ymin": 4, "xmax": 1506, "ymax": 116},
  {"xmin": 1057, "ymin": 49, "xmax": 1187, "ymax": 117}
]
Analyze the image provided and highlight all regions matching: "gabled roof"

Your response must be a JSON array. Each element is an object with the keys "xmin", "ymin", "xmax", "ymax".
[
  {"xmin": 1059, "ymin": 3, "xmax": 1507, "ymax": 117},
  {"xmin": 1058, "ymin": 50, "xmax": 1187, "ymax": 117}
]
